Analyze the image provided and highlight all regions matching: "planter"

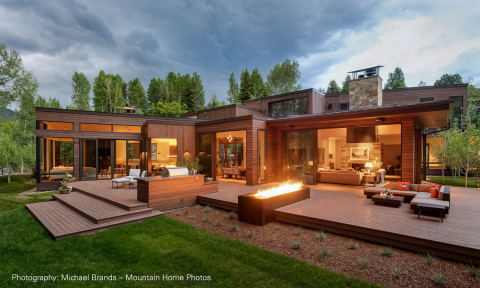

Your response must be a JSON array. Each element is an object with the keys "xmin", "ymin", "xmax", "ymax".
[{"xmin": 59, "ymin": 187, "xmax": 72, "ymax": 194}]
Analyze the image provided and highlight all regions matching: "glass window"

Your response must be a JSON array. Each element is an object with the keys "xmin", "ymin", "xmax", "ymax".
[
  {"xmin": 40, "ymin": 138, "xmax": 74, "ymax": 182},
  {"xmin": 420, "ymin": 97, "xmax": 434, "ymax": 102},
  {"xmin": 284, "ymin": 131, "xmax": 314, "ymax": 184},
  {"xmin": 340, "ymin": 102, "xmax": 349, "ymax": 110},
  {"xmin": 198, "ymin": 134, "xmax": 212, "ymax": 178},
  {"xmin": 80, "ymin": 123, "xmax": 112, "ymax": 132},
  {"xmin": 151, "ymin": 138, "xmax": 177, "ymax": 170},
  {"xmin": 127, "ymin": 141, "xmax": 141, "ymax": 171},
  {"xmin": 269, "ymin": 97, "xmax": 308, "ymax": 118},
  {"xmin": 113, "ymin": 125, "xmax": 142, "ymax": 133},
  {"xmin": 449, "ymin": 96, "xmax": 463, "ymax": 122},
  {"xmin": 40, "ymin": 121, "xmax": 73, "ymax": 130}
]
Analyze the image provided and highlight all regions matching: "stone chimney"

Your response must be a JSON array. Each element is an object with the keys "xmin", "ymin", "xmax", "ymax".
[{"xmin": 348, "ymin": 66, "xmax": 383, "ymax": 110}]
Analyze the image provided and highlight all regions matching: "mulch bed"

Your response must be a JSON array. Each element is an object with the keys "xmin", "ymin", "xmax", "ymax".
[{"xmin": 166, "ymin": 205, "xmax": 479, "ymax": 288}]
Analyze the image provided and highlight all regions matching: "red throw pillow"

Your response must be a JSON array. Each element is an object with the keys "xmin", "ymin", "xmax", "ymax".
[
  {"xmin": 431, "ymin": 184, "xmax": 441, "ymax": 190},
  {"xmin": 398, "ymin": 182, "xmax": 410, "ymax": 191},
  {"xmin": 429, "ymin": 187, "xmax": 439, "ymax": 198}
]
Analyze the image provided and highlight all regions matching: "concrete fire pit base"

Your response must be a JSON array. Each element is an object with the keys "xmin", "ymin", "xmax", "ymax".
[{"xmin": 238, "ymin": 187, "xmax": 310, "ymax": 226}]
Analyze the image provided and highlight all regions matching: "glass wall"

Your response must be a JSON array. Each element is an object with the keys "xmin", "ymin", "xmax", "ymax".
[
  {"xmin": 115, "ymin": 140, "xmax": 127, "ymax": 178},
  {"xmin": 269, "ymin": 97, "xmax": 308, "ymax": 118},
  {"xmin": 82, "ymin": 140, "xmax": 97, "ymax": 180},
  {"xmin": 98, "ymin": 140, "xmax": 112, "ymax": 179},
  {"xmin": 151, "ymin": 138, "xmax": 177, "ymax": 171},
  {"xmin": 127, "ymin": 141, "xmax": 141, "ymax": 171},
  {"xmin": 216, "ymin": 130, "xmax": 246, "ymax": 181},
  {"xmin": 198, "ymin": 134, "xmax": 212, "ymax": 178},
  {"xmin": 258, "ymin": 130, "xmax": 266, "ymax": 183},
  {"xmin": 39, "ymin": 137, "xmax": 74, "ymax": 182},
  {"xmin": 284, "ymin": 131, "xmax": 314, "ymax": 184},
  {"xmin": 316, "ymin": 124, "xmax": 401, "ymax": 180}
]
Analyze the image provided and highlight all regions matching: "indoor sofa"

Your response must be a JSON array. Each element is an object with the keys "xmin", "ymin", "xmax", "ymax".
[{"xmin": 317, "ymin": 170, "xmax": 363, "ymax": 186}]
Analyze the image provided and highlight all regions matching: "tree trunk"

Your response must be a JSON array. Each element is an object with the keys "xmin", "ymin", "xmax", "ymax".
[
  {"xmin": 7, "ymin": 168, "xmax": 11, "ymax": 183},
  {"xmin": 441, "ymin": 166, "xmax": 444, "ymax": 184},
  {"xmin": 465, "ymin": 168, "xmax": 469, "ymax": 188}
]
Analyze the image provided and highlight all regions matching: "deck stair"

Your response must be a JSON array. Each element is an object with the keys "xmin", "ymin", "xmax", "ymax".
[{"xmin": 27, "ymin": 191, "xmax": 162, "ymax": 240}]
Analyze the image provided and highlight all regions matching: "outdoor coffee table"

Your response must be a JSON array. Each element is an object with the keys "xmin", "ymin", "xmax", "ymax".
[{"xmin": 371, "ymin": 194, "xmax": 404, "ymax": 207}]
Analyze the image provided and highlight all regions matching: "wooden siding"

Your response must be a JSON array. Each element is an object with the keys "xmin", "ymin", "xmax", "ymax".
[
  {"xmin": 195, "ymin": 116, "xmax": 268, "ymax": 185},
  {"xmin": 146, "ymin": 123, "xmax": 195, "ymax": 162},
  {"xmin": 137, "ymin": 176, "xmax": 218, "ymax": 210}
]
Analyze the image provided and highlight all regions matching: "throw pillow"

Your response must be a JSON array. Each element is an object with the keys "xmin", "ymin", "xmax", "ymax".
[
  {"xmin": 398, "ymin": 181, "xmax": 410, "ymax": 191},
  {"xmin": 429, "ymin": 187, "xmax": 439, "ymax": 198}
]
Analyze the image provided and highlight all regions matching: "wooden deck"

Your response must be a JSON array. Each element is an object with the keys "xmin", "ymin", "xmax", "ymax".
[
  {"xmin": 27, "ymin": 180, "xmax": 163, "ymax": 240},
  {"xmin": 199, "ymin": 182, "xmax": 480, "ymax": 264}
]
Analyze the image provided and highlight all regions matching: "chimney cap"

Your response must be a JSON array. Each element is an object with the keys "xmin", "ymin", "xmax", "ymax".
[{"xmin": 348, "ymin": 66, "xmax": 384, "ymax": 79}]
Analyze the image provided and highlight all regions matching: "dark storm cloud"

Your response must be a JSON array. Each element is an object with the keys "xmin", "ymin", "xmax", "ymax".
[{"xmin": 0, "ymin": 0, "xmax": 114, "ymax": 55}]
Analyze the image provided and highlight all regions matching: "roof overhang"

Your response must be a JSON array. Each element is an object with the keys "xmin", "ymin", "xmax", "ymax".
[{"xmin": 267, "ymin": 100, "xmax": 451, "ymax": 128}]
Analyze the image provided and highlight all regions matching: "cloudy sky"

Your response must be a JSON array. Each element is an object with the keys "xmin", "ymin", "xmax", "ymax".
[{"xmin": 1, "ymin": 0, "xmax": 479, "ymax": 107}]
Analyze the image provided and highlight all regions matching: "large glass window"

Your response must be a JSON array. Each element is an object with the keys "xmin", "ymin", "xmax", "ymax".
[
  {"xmin": 40, "ymin": 121, "xmax": 73, "ymax": 130},
  {"xmin": 40, "ymin": 138, "xmax": 74, "ymax": 182},
  {"xmin": 115, "ymin": 140, "xmax": 127, "ymax": 178},
  {"xmin": 198, "ymin": 134, "xmax": 212, "ymax": 178},
  {"xmin": 151, "ymin": 138, "xmax": 177, "ymax": 171},
  {"xmin": 449, "ymin": 96, "xmax": 463, "ymax": 122},
  {"xmin": 269, "ymin": 97, "xmax": 308, "ymax": 118},
  {"xmin": 284, "ymin": 130, "xmax": 314, "ymax": 184},
  {"xmin": 316, "ymin": 124, "xmax": 402, "ymax": 181},
  {"xmin": 215, "ymin": 130, "xmax": 246, "ymax": 181},
  {"xmin": 82, "ymin": 140, "xmax": 97, "ymax": 180},
  {"xmin": 128, "ymin": 141, "xmax": 141, "ymax": 171}
]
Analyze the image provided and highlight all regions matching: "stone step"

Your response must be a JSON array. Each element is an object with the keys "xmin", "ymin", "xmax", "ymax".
[
  {"xmin": 53, "ymin": 192, "xmax": 153, "ymax": 224},
  {"xmin": 27, "ymin": 201, "xmax": 162, "ymax": 240}
]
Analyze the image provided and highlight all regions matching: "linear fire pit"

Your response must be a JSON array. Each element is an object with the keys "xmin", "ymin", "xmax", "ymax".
[{"xmin": 238, "ymin": 184, "xmax": 310, "ymax": 226}]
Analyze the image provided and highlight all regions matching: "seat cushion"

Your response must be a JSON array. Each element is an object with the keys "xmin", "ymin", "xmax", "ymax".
[
  {"xmin": 418, "ymin": 184, "xmax": 431, "ymax": 192},
  {"xmin": 411, "ymin": 197, "xmax": 450, "ymax": 208},
  {"xmin": 389, "ymin": 189, "xmax": 418, "ymax": 197},
  {"xmin": 364, "ymin": 186, "xmax": 388, "ymax": 193},
  {"xmin": 415, "ymin": 192, "xmax": 432, "ymax": 199}
]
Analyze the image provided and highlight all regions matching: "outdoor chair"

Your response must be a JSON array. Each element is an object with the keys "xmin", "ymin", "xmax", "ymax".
[{"xmin": 129, "ymin": 170, "xmax": 147, "ymax": 189}]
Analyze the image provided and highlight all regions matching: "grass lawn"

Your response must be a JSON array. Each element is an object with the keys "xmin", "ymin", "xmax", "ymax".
[
  {"xmin": 428, "ymin": 175, "xmax": 479, "ymax": 188},
  {"xmin": 0, "ymin": 177, "xmax": 379, "ymax": 288}
]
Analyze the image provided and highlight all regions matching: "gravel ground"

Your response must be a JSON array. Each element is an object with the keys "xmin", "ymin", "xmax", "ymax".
[
  {"xmin": 166, "ymin": 205, "xmax": 479, "ymax": 288},
  {"xmin": 19, "ymin": 188, "xmax": 57, "ymax": 195}
]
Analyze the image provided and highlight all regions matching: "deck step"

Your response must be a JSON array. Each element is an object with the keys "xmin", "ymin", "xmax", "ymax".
[
  {"xmin": 197, "ymin": 195, "xmax": 238, "ymax": 211},
  {"xmin": 26, "ymin": 201, "xmax": 162, "ymax": 240},
  {"xmin": 53, "ymin": 192, "xmax": 153, "ymax": 224},
  {"xmin": 74, "ymin": 188, "xmax": 148, "ymax": 211}
]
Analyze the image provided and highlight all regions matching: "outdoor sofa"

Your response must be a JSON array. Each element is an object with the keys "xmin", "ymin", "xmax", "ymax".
[{"xmin": 364, "ymin": 182, "xmax": 450, "ymax": 213}]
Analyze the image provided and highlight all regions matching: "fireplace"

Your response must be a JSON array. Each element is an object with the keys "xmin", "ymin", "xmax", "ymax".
[
  {"xmin": 238, "ymin": 182, "xmax": 310, "ymax": 226},
  {"xmin": 351, "ymin": 163, "xmax": 365, "ymax": 171}
]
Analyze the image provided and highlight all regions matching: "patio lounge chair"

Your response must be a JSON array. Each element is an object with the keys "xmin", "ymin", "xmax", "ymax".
[
  {"xmin": 129, "ymin": 170, "xmax": 147, "ymax": 189},
  {"xmin": 111, "ymin": 169, "xmax": 141, "ymax": 188}
]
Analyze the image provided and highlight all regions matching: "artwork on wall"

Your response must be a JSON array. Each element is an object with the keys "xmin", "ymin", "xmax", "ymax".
[
  {"xmin": 318, "ymin": 148, "xmax": 325, "ymax": 165},
  {"xmin": 151, "ymin": 143, "xmax": 157, "ymax": 160},
  {"xmin": 350, "ymin": 147, "xmax": 369, "ymax": 161}
]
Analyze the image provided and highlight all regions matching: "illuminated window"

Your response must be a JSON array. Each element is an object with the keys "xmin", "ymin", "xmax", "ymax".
[
  {"xmin": 113, "ymin": 125, "xmax": 142, "ymax": 133},
  {"xmin": 151, "ymin": 138, "xmax": 177, "ymax": 170},
  {"xmin": 40, "ymin": 121, "xmax": 73, "ymax": 130},
  {"xmin": 80, "ymin": 123, "xmax": 112, "ymax": 132}
]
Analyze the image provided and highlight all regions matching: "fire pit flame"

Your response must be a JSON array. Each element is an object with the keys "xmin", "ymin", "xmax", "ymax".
[{"xmin": 253, "ymin": 181, "xmax": 303, "ymax": 199}]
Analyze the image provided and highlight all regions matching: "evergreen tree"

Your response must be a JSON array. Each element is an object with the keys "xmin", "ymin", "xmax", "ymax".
[
  {"xmin": 127, "ymin": 78, "xmax": 147, "ymax": 112},
  {"xmin": 238, "ymin": 69, "xmax": 253, "ymax": 104},
  {"xmin": 327, "ymin": 79, "xmax": 341, "ymax": 93},
  {"xmin": 266, "ymin": 59, "xmax": 302, "ymax": 95},
  {"xmin": 191, "ymin": 71, "xmax": 205, "ymax": 110},
  {"xmin": 341, "ymin": 75, "xmax": 351, "ymax": 92},
  {"xmin": 181, "ymin": 74, "xmax": 195, "ymax": 111},
  {"xmin": 93, "ymin": 70, "xmax": 109, "ymax": 112},
  {"xmin": 227, "ymin": 72, "xmax": 239, "ymax": 104},
  {"xmin": 71, "ymin": 72, "xmax": 91, "ymax": 110},
  {"xmin": 147, "ymin": 77, "xmax": 163, "ymax": 108},
  {"xmin": 434, "ymin": 73, "xmax": 463, "ymax": 86},
  {"xmin": 250, "ymin": 68, "xmax": 265, "ymax": 98},
  {"xmin": 384, "ymin": 67, "xmax": 407, "ymax": 89}
]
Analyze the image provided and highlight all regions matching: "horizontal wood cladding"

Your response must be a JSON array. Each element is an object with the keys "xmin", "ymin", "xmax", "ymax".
[
  {"xmin": 196, "ymin": 106, "xmax": 263, "ymax": 120},
  {"xmin": 383, "ymin": 85, "xmax": 468, "ymax": 115},
  {"xmin": 137, "ymin": 176, "xmax": 218, "ymax": 210},
  {"xmin": 401, "ymin": 119, "xmax": 415, "ymax": 183},
  {"xmin": 36, "ymin": 110, "xmax": 148, "ymax": 126},
  {"xmin": 146, "ymin": 124, "xmax": 195, "ymax": 159}
]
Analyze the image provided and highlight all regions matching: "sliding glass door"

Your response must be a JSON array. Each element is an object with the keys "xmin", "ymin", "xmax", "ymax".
[{"xmin": 283, "ymin": 130, "xmax": 315, "ymax": 184}]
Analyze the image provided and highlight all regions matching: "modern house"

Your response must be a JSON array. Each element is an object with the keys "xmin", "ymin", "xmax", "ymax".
[{"xmin": 36, "ymin": 67, "xmax": 468, "ymax": 191}]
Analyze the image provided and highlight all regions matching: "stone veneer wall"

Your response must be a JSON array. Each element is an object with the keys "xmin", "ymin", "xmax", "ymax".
[
  {"xmin": 340, "ymin": 143, "xmax": 383, "ymax": 170},
  {"xmin": 349, "ymin": 76, "xmax": 383, "ymax": 109}
]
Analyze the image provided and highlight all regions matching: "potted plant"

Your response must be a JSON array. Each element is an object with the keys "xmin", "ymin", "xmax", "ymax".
[
  {"xmin": 65, "ymin": 172, "xmax": 73, "ymax": 183},
  {"xmin": 58, "ymin": 179, "xmax": 72, "ymax": 194},
  {"xmin": 177, "ymin": 155, "xmax": 203, "ymax": 175}
]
